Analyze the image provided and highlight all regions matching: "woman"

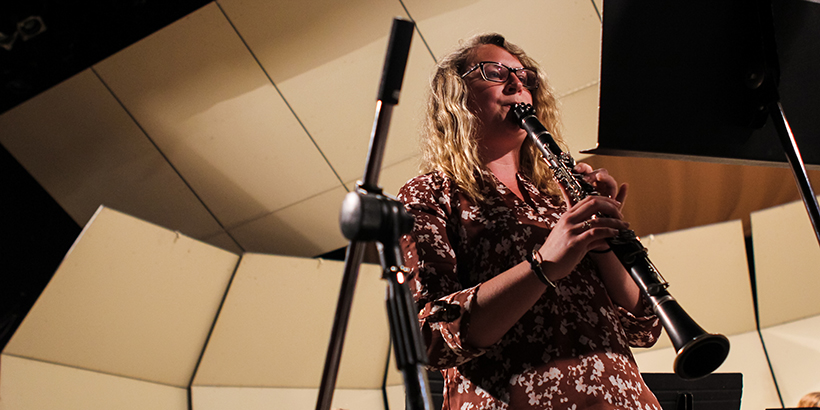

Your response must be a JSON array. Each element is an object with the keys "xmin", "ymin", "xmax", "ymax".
[{"xmin": 398, "ymin": 33, "xmax": 662, "ymax": 409}]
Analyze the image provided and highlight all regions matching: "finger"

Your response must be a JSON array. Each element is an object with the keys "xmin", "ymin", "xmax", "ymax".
[
  {"xmin": 574, "ymin": 162, "xmax": 594, "ymax": 174},
  {"xmin": 615, "ymin": 183, "xmax": 628, "ymax": 208},
  {"xmin": 587, "ymin": 216, "xmax": 629, "ymax": 231},
  {"xmin": 589, "ymin": 169, "xmax": 618, "ymax": 198},
  {"xmin": 581, "ymin": 214, "xmax": 629, "ymax": 230},
  {"xmin": 577, "ymin": 220, "xmax": 626, "ymax": 254},
  {"xmin": 574, "ymin": 164, "xmax": 606, "ymax": 183},
  {"xmin": 575, "ymin": 166, "xmax": 616, "ymax": 199},
  {"xmin": 564, "ymin": 197, "xmax": 623, "ymax": 224},
  {"xmin": 569, "ymin": 196, "xmax": 624, "ymax": 221},
  {"xmin": 556, "ymin": 181, "xmax": 575, "ymax": 208}
]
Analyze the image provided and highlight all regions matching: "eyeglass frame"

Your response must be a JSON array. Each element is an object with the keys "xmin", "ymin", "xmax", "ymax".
[{"xmin": 460, "ymin": 61, "xmax": 539, "ymax": 90}]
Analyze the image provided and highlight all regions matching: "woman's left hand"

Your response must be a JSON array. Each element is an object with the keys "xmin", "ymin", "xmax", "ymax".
[{"xmin": 574, "ymin": 163, "xmax": 628, "ymax": 210}]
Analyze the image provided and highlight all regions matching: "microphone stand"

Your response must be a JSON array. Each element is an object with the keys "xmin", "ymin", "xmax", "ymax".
[{"xmin": 315, "ymin": 18, "xmax": 433, "ymax": 410}]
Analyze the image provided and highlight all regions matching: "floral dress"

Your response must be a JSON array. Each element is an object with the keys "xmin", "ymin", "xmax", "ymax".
[{"xmin": 398, "ymin": 170, "xmax": 663, "ymax": 410}]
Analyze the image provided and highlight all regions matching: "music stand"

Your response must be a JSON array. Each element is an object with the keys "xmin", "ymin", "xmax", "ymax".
[
  {"xmin": 587, "ymin": 0, "xmax": 820, "ymax": 245},
  {"xmin": 643, "ymin": 373, "xmax": 743, "ymax": 410}
]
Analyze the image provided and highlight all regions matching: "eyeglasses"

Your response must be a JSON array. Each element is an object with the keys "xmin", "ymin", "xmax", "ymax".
[{"xmin": 461, "ymin": 61, "xmax": 539, "ymax": 90}]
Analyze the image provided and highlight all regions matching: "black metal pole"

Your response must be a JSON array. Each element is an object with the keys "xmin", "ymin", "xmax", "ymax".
[
  {"xmin": 769, "ymin": 101, "xmax": 820, "ymax": 246},
  {"xmin": 315, "ymin": 241, "xmax": 366, "ymax": 410}
]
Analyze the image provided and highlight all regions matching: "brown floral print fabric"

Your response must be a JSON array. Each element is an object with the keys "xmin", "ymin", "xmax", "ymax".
[{"xmin": 398, "ymin": 170, "xmax": 663, "ymax": 410}]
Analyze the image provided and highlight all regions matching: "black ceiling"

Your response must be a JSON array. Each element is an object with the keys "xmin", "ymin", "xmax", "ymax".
[{"xmin": 1, "ymin": 0, "xmax": 211, "ymax": 115}]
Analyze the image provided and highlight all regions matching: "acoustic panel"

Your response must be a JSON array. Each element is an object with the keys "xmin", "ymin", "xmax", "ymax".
[
  {"xmin": 407, "ymin": 0, "xmax": 602, "ymax": 96},
  {"xmin": 641, "ymin": 219, "xmax": 756, "ymax": 349},
  {"xmin": 345, "ymin": 155, "xmax": 422, "ymax": 198},
  {"xmin": 0, "ymin": 69, "xmax": 226, "ymax": 241},
  {"xmin": 0, "ymin": 355, "xmax": 188, "ymax": 410},
  {"xmin": 217, "ymin": 0, "xmax": 431, "ymax": 183},
  {"xmin": 759, "ymin": 314, "xmax": 820, "ymax": 407},
  {"xmin": 559, "ymin": 84, "xmax": 602, "ymax": 160},
  {"xmin": 751, "ymin": 197, "xmax": 820, "ymax": 328},
  {"xmin": 228, "ymin": 186, "xmax": 349, "ymax": 257},
  {"xmin": 385, "ymin": 385, "xmax": 407, "ymax": 410},
  {"xmin": 1, "ymin": 206, "xmax": 239, "ymax": 388},
  {"xmin": 93, "ymin": 3, "xmax": 343, "ymax": 230},
  {"xmin": 190, "ymin": 386, "xmax": 386, "ymax": 410},
  {"xmin": 192, "ymin": 254, "xmax": 392, "ymax": 408},
  {"xmin": 633, "ymin": 331, "xmax": 781, "ymax": 410},
  {"xmin": 201, "ymin": 229, "xmax": 245, "ymax": 255},
  {"xmin": 384, "ymin": 342, "xmax": 409, "ymax": 410}
]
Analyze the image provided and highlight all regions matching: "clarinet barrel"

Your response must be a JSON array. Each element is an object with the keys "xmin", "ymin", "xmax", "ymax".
[{"xmin": 512, "ymin": 103, "xmax": 730, "ymax": 380}]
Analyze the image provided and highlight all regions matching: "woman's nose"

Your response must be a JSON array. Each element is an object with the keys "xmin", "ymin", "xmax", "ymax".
[{"xmin": 504, "ymin": 75, "xmax": 525, "ymax": 93}]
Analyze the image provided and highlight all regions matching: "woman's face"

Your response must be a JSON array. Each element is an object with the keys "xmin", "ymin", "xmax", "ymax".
[{"xmin": 462, "ymin": 44, "xmax": 533, "ymax": 137}]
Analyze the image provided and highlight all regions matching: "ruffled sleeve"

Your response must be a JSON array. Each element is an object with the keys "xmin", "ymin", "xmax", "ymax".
[{"xmin": 615, "ymin": 303, "xmax": 663, "ymax": 348}]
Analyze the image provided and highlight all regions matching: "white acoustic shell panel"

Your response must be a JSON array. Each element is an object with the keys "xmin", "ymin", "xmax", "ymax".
[
  {"xmin": 751, "ymin": 198, "xmax": 820, "ymax": 328},
  {"xmin": 759, "ymin": 315, "xmax": 820, "ymax": 407},
  {"xmin": 633, "ymin": 331, "xmax": 781, "ymax": 410},
  {"xmin": 1, "ymin": 206, "xmax": 239, "ymax": 408},
  {"xmin": 641, "ymin": 219, "xmax": 756, "ymax": 350},
  {"xmin": 753, "ymin": 198, "xmax": 820, "ymax": 407},
  {"xmin": 191, "ymin": 254, "xmax": 392, "ymax": 410},
  {"xmin": 0, "ymin": 355, "xmax": 189, "ymax": 410},
  {"xmin": 632, "ymin": 219, "xmax": 778, "ymax": 410}
]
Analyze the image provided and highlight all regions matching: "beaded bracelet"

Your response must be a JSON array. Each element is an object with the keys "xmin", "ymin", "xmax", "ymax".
[{"xmin": 525, "ymin": 250, "xmax": 556, "ymax": 288}]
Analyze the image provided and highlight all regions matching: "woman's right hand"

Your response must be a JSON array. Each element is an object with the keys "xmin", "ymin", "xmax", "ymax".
[{"xmin": 537, "ymin": 195, "xmax": 629, "ymax": 281}]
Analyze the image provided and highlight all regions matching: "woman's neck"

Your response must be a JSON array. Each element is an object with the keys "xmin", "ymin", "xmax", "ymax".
[
  {"xmin": 480, "ymin": 128, "xmax": 524, "ymax": 175},
  {"xmin": 483, "ymin": 141, "xmax": 524, "ymax": 199},
  {"xmin": 485, "ymin": 151, "xmax": 519, "ymax": 178}
]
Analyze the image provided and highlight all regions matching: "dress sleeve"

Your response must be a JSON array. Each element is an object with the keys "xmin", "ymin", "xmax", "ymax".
[
  {"xmin": 615, "ymin": 304, "xmax": 663, "ymax": 348},
  {"xmin": 398, "ymin": 174, "xmax": 488, "ymax": 369}
]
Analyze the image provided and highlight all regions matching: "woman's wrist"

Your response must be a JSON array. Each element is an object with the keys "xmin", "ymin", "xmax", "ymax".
[{"xmin": 525, "ymin": 250, "xmax": 556, "ymax": 288}]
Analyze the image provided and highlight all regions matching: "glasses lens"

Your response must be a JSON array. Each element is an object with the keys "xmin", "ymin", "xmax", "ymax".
[
  {"xmin": 516, "ymin": 69, "xmax": 538, "ymax": 89},
  {"xmin": 481, "ymin": 63, "xmax": 508, "ymax": 82}
]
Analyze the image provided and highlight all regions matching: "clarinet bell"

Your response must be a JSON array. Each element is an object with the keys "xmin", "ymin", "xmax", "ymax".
[{"xmin": 654, "ymin": 296, "xmax": 731, "ymax": 380}]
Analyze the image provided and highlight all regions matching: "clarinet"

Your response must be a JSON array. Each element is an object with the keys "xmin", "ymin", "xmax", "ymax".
[{"xmin": 511, "ymin": 103, "xmax": 729, "ymax": 380}]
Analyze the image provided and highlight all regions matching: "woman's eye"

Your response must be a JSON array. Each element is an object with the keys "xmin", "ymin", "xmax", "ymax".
[{"xmin": 485, "ymin": 67, "xmax": 505, "ymax": 81}]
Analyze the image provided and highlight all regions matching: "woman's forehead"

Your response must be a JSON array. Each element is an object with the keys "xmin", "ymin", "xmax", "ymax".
[{"xmin": 469, "ymin": 44, "xmax": 523, "ymax": 67}]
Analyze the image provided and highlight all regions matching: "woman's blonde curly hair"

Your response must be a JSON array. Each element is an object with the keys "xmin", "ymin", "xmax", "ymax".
[{"xmin": 420, "ymin": 33, "xmax": 567, "ymax": 202}]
